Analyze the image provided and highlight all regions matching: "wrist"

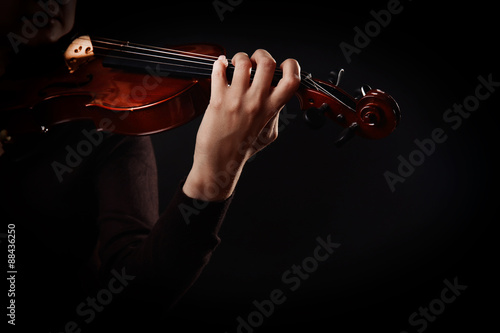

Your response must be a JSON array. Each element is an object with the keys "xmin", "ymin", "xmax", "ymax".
[{"xmin": 183, "ymin": 158, "xmax": 244, "ymax": 201}]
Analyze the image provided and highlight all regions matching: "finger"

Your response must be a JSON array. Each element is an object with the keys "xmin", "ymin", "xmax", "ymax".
[
  {"xmin": 211, "ymin": 55, "xmax": 229, "ymax": 94},
  {"xmin": 249, "ymin": 49, "xmax": 276, "ymax": 96},
  {"xmin": 230, "ymin": 52, "xmax": 252, "ymax": 91},
  {"xmin": 270, "ymin": 58, "xmax": 301, "ymax": 109}
]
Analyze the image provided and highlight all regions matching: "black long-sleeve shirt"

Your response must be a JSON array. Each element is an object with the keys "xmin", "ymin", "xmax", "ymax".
[{"xmin": 0, "ymin": 121, "xmax": 232, "ymax": 331}]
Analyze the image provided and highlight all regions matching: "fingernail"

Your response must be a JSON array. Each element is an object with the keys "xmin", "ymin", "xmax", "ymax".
[{"xmin": 218, "ymin": 55, "xmax": 228, "ymax": 65}]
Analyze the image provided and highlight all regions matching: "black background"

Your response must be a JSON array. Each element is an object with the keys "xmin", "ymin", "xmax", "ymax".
[{"xmin": 76, "ymin": 0, "xmax": 497, "ymax": 332}]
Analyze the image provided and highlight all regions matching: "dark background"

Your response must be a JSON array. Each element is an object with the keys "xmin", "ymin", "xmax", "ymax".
[{"xmin": 78, "ymin": 0, "xmax": 497, "ymax": 332}]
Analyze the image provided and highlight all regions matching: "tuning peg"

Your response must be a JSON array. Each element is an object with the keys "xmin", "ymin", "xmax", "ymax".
[
  {"xmin": 334, "ymin": 123, "xmax": 359, "ymax": 147},
  {"xmin": 328, "ymin": 69, "xmax": 345, "ymax": 86},
  {"xmin": 304, "ymin": 103, "xmax": 330, "ymax": 129},
  {"xmin": 355, "ymin": 84, "xmax": 372, "ymax": 99},
  {"xmin": 361, "ymin": 84, "xmax": 372, "ymax": 96}
]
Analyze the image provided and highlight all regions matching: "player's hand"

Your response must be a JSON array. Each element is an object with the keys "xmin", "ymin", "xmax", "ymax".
[{"xmin": 183, "ymin": 50, "xmax": 300, "ymax": 201}]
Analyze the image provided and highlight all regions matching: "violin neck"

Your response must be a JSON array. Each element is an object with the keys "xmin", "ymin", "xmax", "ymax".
[
  {"xmin": 85, "ymin": 39, "xmax": 282, "ymax": 86},
  {"xmin": 100, "ymin": 53, "xmax": 278, "ymax": 81}
]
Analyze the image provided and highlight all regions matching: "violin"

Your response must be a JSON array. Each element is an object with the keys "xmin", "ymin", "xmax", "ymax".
[{"xmin": 0, "ymin": 35, "xmax": 400, "ymax": 146}]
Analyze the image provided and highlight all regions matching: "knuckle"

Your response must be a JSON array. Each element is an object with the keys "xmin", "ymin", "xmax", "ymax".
[
  {"xmin": 234, "ymin": 52, "xmax": 249, "ymax": 59},
  {"xmin": 254, "ymin": 48, "xmax": 272, "ymax": 58},
  {"xmin": 259, "ymin": 57, "xmax": 276, "ymax": 71},
  {"xmin": 284, "ymin": 58, "xmax": 300, "ymax": 68},
  {"xmin": 233, "ymin": 52, "xmax": 252, "ymax": 68},
  {"xmin": 254, "ymin": 49, "xmax": 276, "ymax": 66},
  {"xmin": 282, "ymin": 58, "xmax": 301, "ymax": 75}
]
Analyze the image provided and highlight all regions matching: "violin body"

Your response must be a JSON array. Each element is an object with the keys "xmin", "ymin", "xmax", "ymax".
[
  {"xmin": 0, "ymin": 36, "xmax": 401, "ymax": 146},
  {"xmin": 0, "ymin": 43, "xmax": 224, "ymax": 136}
]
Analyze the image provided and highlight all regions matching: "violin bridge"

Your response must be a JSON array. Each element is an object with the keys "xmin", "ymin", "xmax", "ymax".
[{"xmin": 64, "ymin": 35, "xmax": 95, "ymax": 73}]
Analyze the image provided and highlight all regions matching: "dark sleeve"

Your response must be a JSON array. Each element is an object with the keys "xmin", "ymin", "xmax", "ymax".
[{"xmin": 94, "ymin": 135, "xmax": 232, "ymax": 307}]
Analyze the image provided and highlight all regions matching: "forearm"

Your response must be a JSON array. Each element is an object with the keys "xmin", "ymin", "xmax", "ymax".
[{"xmin": 120, "ymin": 181, "xmax": 232, "ymax": 305}]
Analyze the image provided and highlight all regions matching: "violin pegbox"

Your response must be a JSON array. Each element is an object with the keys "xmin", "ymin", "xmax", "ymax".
[
  {"xmin": 297, "ymin": 70, "xmax": 401, "ymax": 146},
  {"xmin": 64, "ymin": 35, "xmax": 95, "ymax": 73}
]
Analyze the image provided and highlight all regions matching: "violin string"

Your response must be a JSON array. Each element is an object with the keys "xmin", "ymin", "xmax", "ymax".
[
  {"xmin": 91, "ymin": 37, "xmax": 333, "ymax": 98},
  {"xmin": 97, "ymin": 50, "xmax": 298, "ymax": 85},
  {"xmin": 97, "ymin": 48, "xmax": 318, "ymax": 86},
  {"xmin": 92, "ymin": 44, "xmax": 218, "ymax": 69},
  {"xmin": 94, "ymin": 43, "xmax": 328, "ymax": 95},
  {"xmin": 92, "ymin": 37, "xmax": 318, "ymax": 80},
  {"xmin": 96, "ymin": 53, "xmax": 213, "ymax": 74},
  {"xmin": 93, "ymin": 38, "xmax": 310, "ymax": 80},
  {"xmin": 92, "ymin": 38, "xmax": 292, "ymax": 78},
  {"xmin": 92, "ymin": 43, "xmax": 265, "ymax": 79},
  {"xmin": 96, "ymin": 48, "xmax": 330, "ymax": 96},
  {"xmin": 92, "ymin": 38, "xmax": 223, "ymax": 68}
]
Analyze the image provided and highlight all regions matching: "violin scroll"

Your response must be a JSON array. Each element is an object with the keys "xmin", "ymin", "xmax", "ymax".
[{"xmin": 354, "ymin": 88, "xmax": 401, "ymax": 140}]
